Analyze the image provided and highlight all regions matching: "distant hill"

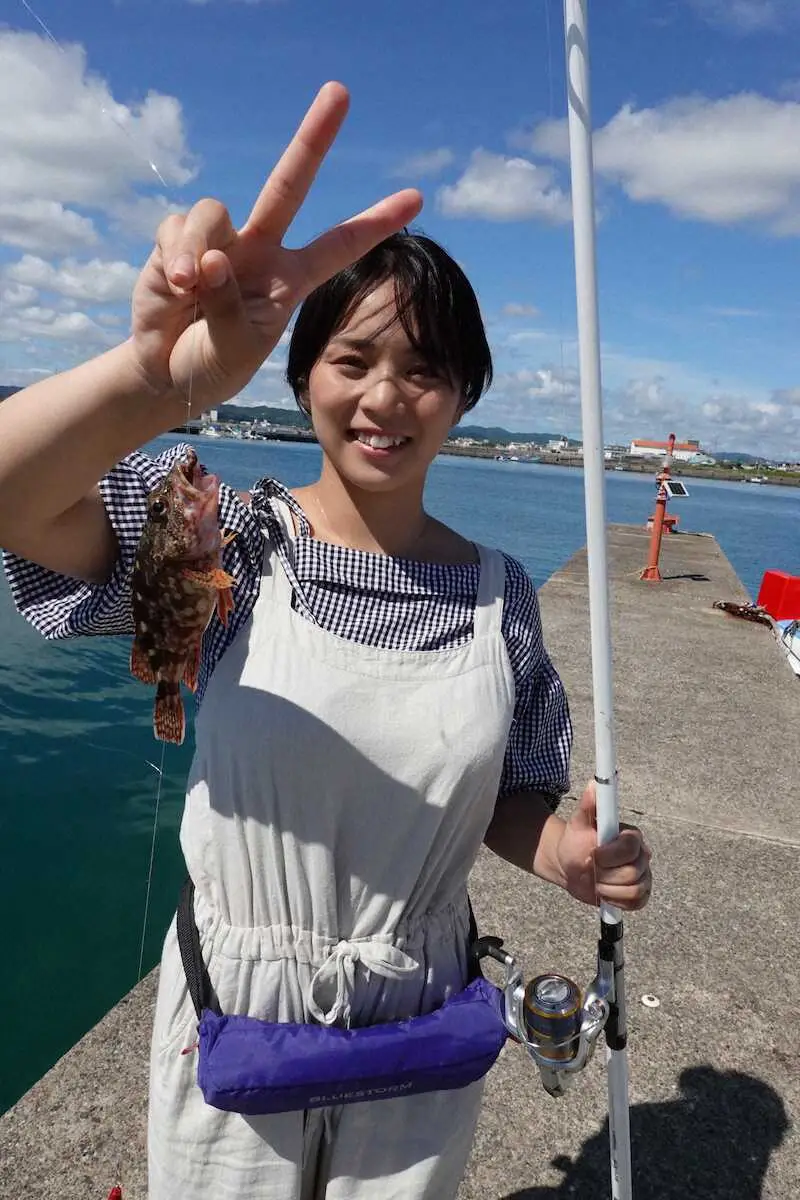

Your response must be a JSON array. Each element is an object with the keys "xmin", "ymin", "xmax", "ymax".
[
  {"xmin": 455, "ymin": 423, "xmax": 575, "ymax": 445},
  {"xmin": 713, "ymin": 450, "xmax": 770, "ymax": 465},
  {"xmin": 0, "ymin": 387, "xmax": 772, "ymax": 461},
  {"xmin": 220, "ymin": 402, "xmax": 310, "ymax": 428},
  {"xmin": 219, "ymin": 404, "xmax": 568, "ymax": 446}
]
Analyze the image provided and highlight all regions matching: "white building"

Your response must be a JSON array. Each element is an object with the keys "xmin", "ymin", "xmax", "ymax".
[{"xmin": 630, "ymin": 438, "xmax": 703, "ymax": 463}]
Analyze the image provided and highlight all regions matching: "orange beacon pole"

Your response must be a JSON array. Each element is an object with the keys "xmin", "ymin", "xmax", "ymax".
[{"xmin": 640, "ymin": 433, "xmax": 676, "ymax": 582}]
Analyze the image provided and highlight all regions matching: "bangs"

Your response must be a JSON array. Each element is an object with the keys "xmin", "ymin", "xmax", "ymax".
[{"xmin": 287, "ymin": 231, "xmax": 493, "ymax": 412}]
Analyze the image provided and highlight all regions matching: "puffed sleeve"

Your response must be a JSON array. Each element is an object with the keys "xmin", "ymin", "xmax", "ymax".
[
  {"xmin": 498, "ymin": 554, "xmax": 572, "ymax": 807},
  {"xmin": 2, "ymin": 442, "xmax": 251, "ymax": 641}
]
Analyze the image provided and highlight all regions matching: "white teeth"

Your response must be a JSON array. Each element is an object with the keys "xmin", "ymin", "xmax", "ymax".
[{"xmin": 356, "ymin": 433, "xmax": 407, "ymax": 449}]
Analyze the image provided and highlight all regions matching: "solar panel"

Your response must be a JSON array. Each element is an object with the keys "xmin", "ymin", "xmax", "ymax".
[{"xmin": 664, "ymin": 480, "xmax": 689, "ymax": 497}]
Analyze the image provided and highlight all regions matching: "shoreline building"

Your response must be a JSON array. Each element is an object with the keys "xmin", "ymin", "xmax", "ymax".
[{"xmin": 629, "ymin": 438, "xmax": 715, "ymax": 465}]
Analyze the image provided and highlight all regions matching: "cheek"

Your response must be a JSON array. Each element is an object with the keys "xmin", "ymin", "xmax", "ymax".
[
  {"xmin": 307, "ymin": 366, "xmax": 353, "ymax": 414},
  {"xmin": 422, "ymin": 393, "xmax": 463, "ymax": 433}
]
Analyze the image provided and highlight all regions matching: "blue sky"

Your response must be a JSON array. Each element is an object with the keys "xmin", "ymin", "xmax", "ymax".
[{"xmin": 1, "ymin": 0, "xmax": 799, "ymax": 458}]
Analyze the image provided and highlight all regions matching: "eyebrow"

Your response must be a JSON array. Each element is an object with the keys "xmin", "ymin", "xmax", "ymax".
[{"xmin": 328, "ymin": 336, "xmax": 374, "ymax": 351}]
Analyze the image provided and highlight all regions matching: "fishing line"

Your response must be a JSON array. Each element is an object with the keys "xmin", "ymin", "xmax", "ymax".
[
  {"xmin": 19, "ymin": 0, "xmax": 169, "ymax": 187},
  {"xmin": 542, "ymin": 0, "xmax": 556, "ymax": 130},
  {"xmin": 541, "ymin": 0, "xmax": 573, "ymax": 424},
  {"xmin": 135, "ymin": 290, "xmax": 200, "ymax": 976},
  {"xmin": 16, "ymin": 0, "xmax": 203, "ymax": 977},
  {"xmin": 137, "ymin": 738, "xmax": 167, "ymax": 981}
]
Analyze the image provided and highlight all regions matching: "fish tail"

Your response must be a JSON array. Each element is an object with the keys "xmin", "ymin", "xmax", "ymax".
[
  {"xmin": 154, "ymin": 681, "xmax": 185, "ymax": 745},
  {"xmin": 216, "ymin": 585, "xmax": 235, "ymax": 626}
]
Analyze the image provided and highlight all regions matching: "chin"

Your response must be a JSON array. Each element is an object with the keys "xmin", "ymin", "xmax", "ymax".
[
  {"xmin": 318, "ymin": 440, "xmax": 424, "ymax": 489},
  {"xmin": 344, "ymin": 467, "xmax": 416, "ymax": 493}
]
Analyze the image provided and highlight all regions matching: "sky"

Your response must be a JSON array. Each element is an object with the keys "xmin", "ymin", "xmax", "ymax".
[{"xmin": 0, "ymin": 0, "xmax": 799, "ymax": 460}]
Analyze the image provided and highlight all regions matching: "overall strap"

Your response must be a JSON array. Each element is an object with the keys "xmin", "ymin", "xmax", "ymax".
[
  {"xmin": 472, "ymin": 545, "xmax": 507, "ymax": 641},
  {"xmin": 176, "ymin": 877, "xmax": 222, "ymax": 1020}
]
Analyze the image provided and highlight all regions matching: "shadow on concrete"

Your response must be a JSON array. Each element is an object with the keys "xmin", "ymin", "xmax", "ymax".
[{"xmin": 501, "ymin": 1067, "xmax": 789, "ymax": 1200}]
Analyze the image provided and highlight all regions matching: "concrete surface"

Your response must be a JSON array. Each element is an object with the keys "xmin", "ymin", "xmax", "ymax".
[
  {"xmin": 1, "ymin": 525, "xmax": 797, "ymax": 1199},
  {"xmin": 461, "ymin": 526, "xmax": 799, "ymax": 1199}
]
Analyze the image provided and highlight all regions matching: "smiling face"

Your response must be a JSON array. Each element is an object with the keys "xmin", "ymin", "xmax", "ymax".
[{"xmin": 305, "ymin": 281, "xmax": 465, "ymax": 495}]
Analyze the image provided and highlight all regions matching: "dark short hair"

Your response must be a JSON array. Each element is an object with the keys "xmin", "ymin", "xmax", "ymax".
[{"xmin": 286, "ymin": 230, "xmax": 492, "ymax": 414}]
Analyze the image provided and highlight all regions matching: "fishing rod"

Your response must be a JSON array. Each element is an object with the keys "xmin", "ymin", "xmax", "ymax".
[
  {"xmin": 560, "ymin": 0, "xmax": 633, "ymax": 1192},
  {"xmin": 478, "ymin": 3, "xmax": 633, "ymax": 1198}
]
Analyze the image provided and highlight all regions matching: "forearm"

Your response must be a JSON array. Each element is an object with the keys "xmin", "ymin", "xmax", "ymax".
[
  {"xmin": 483, "ymin": 790, "xmax": 568, "ymax": 889},
  {"xmin": 0, "ymin": 340, "xmax": 185, "ymax": 537}
]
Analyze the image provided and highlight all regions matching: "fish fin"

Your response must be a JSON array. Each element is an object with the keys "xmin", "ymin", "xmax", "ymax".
[
  {"xmin": 216, "ymin": 585, "xmax": 235, "ymax": 627},
  {"xmin": 130, "ymin": 640, "xmax": 156, "ymax": 684},
  {"xmin": 154, "ymin": 682, "xmax": 185, "ymax": 745},
  {"xmin": 182, "ymin": 567, "xmax": 237, "ymax": 590},
  {"xmin": 182, "ymin": 644, "xmax": 202, "ymax": 693},
  {"xmin": 221, "ymin": 529, "xmax": 237, "ymax": 548}
]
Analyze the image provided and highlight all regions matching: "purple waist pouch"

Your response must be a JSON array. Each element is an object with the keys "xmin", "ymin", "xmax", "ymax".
[
  {"xmin": 198, "ymin": 976, "xmax": 507, "ymax": 1115},
  {"xmin": 178, "ymin": 880, "xmax": 508, "ymax": 1115}
]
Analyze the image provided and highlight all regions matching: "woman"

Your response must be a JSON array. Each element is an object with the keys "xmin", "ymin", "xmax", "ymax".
[{"xmin": 0, "ymin": 83, "xmax": 651, "ymax": 1199}]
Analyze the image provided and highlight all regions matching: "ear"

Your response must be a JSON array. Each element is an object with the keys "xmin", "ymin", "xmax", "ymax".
[
  {"xmin": 451, "ymin": 396, "xmax": 467, "ymax": 428},
  {"xmin": 297, "ymin": 382, "xmax": 312, "ymax": 417}
]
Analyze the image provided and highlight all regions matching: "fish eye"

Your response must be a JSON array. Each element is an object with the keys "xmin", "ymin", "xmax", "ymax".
[{"xmin": 150, "ymin": 498, "xmax": 168, "ymax": 518}]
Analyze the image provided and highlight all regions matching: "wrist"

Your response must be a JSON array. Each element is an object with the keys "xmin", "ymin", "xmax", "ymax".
[
  {"xmin": 121, "ymin": 338, "xmax": 183, "ymax": 409},
  {"xmin": 532, "ymin": 814, "xmax": 569, "ymax": 890}
]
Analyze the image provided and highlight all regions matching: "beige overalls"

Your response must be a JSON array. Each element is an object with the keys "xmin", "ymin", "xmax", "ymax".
[{"xmin": 148, "ymin": 502, "xmax": 516, "ymax": 1198}]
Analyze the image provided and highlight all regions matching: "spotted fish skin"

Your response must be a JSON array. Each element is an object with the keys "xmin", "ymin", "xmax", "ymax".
[{"xmin": 130, "ymin": 448, "xmax": 235, "ymax": 744}]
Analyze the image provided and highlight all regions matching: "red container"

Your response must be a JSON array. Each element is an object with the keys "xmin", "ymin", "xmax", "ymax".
[{"xmin": 757, "ymin": 570, "xmax": 800, "ymax": 620}]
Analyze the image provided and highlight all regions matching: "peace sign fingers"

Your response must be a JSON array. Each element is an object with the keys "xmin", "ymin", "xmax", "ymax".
[
  {"xmin": 241, "ymin": 81, "xmax": 352, "ymax": 243},
  {"xmin": 295, "ymin": 188, "xmax": 423, "ymax": 301}
]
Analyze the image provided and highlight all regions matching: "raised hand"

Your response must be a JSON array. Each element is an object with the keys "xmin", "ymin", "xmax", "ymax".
[{"xmin": 130, "ymin": 82, "xmax": 422, "ymax": 411}]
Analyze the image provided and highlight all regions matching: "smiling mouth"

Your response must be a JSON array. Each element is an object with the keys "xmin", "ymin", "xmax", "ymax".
[{"xmin": 349, "ymin": 431, "xmax": 411, "ymax": 450}]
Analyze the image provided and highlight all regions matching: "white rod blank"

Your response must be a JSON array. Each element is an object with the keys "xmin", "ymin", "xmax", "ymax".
[{"xmin": 562, "ymin": 2, "xmax": 633, "ymax": 1196}]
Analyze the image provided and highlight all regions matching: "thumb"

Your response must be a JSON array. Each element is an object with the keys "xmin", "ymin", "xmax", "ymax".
[
  {"xmin": 196, "ymin": 250, "xmax": 263, "ymax": 372},
  {"xmin": 572, "ymin": 781, "xmax": 598, "ymax": 831}
]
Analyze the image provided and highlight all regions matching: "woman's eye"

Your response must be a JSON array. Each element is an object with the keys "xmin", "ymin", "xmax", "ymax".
[
  {"xmin": 410, "ymin": 364, "xmax": 438, "ymax": 379},
  {"xmin": 337, "ymin": 356, "xmax": 366, "ymax": 370}
]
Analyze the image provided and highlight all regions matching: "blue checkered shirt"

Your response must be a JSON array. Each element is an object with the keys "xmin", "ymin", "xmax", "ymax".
[{"xmin": 3, "ymin": 443, "xmax": 572, "ymax": 802}]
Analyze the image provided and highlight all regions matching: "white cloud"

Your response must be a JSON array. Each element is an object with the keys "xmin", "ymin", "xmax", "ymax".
[
  {"xmin": 506, "ymin": 330, "xmax": 551, "ymax": 347},
  {"xmin": 528, "ymin": 93, "xmax": 800, "ymax": 233},
  {"xmin": 602, "ymin": 372, "xmax": 800, "ymax": 458},
  {"xmin": 437, "ymin": 150, "xmax": 571, "ymax": 223},
  {"xmin": 0, "ymin": 31, "xmax": 197, "ymax": 257},
  {"xmin": 502, "ymin": 302, "xmax": 540, "ymax": 318},
  {"xmin": 0, "ymin": 199, "xmax": 98, "ymax": 255},
  {"xmin": 5, "ymin": 255, "xmax": 139, "ymax": 304},
  {"xmin": 0, "ymin": 283, "xmax": 38, "ymax": 308},
  {"xmin": 471, "ymin": 365, "xmax": 579, "ymax": 430},
  {"xmin": 110, "ymin": 195, "xmax": 187, "ymax": 241},
  {"xmin": 391, "ymin": 148, "xmax": 455, "ymax": 178},
  {"xmin": 0, "ymin": 304, "xmax": 114, "ymax": 346},
  {"xmin": 689, "ymin": 0, "xmax": 791, "ymax": 33},
  {"xmin": 707, "ymin": 306, "xmax": 766, "ymax": 318},
  {"xmin": 475, "ymin": 329, "xmax": 800, "ymax": 458}
]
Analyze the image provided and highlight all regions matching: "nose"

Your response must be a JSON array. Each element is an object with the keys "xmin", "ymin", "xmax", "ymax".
[{"xmin": 361, "ymin": 371, "xmax": 408, "ymax": 415}]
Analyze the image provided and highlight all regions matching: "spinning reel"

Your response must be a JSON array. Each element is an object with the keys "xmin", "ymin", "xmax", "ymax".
[{"xmin": 474, "ymin": 935, "xmax": 616, "ymax": 1097}]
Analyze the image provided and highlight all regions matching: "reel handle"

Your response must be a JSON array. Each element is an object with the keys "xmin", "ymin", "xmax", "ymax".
[{"xmin": 471, "ymin": 936, "xmax": 511, "ymax": 969}]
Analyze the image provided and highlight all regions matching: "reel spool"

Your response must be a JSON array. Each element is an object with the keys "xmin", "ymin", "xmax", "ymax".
[{"xmin": 474, "ymin": 937, "xmax": 612, "ymax": 1097}]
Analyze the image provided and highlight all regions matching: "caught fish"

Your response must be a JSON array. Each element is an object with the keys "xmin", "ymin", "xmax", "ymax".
[{"xmin": 130, "ymin": 449, "xmax": 236, "ymax": 744}]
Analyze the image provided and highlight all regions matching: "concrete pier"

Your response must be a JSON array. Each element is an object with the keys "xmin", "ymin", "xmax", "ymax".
[{"xmin": 2, "ymin": 525, "xmax": 797, "ymax": 1198}]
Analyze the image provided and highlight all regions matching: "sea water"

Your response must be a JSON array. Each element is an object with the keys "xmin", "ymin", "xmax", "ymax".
[{"xmin": 1, "ymin": 436, "xmax": 797, "ymax": 1112}]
